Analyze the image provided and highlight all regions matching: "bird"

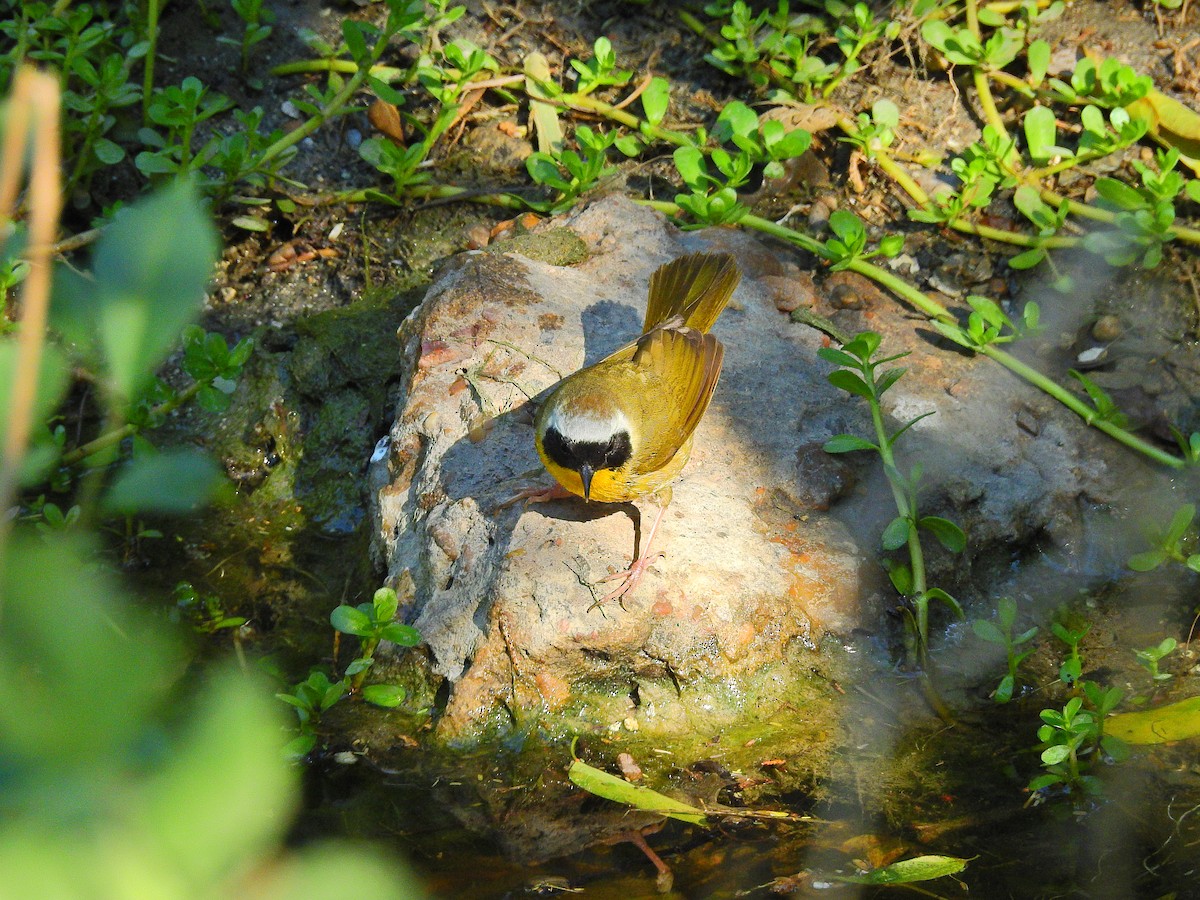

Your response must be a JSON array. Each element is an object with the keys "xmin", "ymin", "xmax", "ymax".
[{"xmin": 512, "ymin": 251, "xmax": 742, "ymax": 605}]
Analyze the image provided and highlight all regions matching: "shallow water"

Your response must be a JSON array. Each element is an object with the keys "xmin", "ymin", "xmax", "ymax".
[{"xmin": 288, "ymin": 606, "xmax": 1200, "ymax": 899}]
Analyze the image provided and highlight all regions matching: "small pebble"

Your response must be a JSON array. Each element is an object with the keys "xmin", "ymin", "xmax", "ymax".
[
  {"xmin": 617, "ymin": 752, "xmax": 643, "ymax": 781},
  {"xmin": 887, "ymin": 252, "xmax": 920, "ymax": 276},
  {"xmin": 465, "ymin": 223, "xmax": 491, "ymax": 250},
  {"xmin": 807, "ymin": 194, "xmax": 838, "ymax": 230},
  {"xmin": 829, "ymin": 283, "xmax": 862, "ymax": 309},
  {"xmin": 370, "ymin": 435, "xmax": 391, "ymax": 463},
  {"xmin": 1092, "ymin": 314, "xmax": 1122, "ymax": 342}
]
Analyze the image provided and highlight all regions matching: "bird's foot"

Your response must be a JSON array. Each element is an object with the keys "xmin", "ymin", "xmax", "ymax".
[
  {"xmin": 592, "ymin": 550, "xmax": 665, "ymax": 608},
  {"xmin": 497, "ymin": 482, "xmax": 573, "ymax": 510}
]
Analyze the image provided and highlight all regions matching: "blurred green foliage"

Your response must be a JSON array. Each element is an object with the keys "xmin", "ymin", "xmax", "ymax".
[
  {"xmin": 0, "ymin": 534, "xmax": 425, "ymax": 898},
  {"xmin": 1, "ymin": 167, "xmax": 425, "ymax": 896}
]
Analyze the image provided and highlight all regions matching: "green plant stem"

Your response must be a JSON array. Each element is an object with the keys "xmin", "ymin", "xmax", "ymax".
[
  {"xmin": 350, "ymin": 639, "xmax": 378, "ymax": 691},
  {"xmin": 702, "ymin": 208, "xmax": 1188, "ymax": 469},
  {"xmin": 677, "ymin": 9, "xmax": 721, "ymax": 47},
  {"xmin": 834, "ymin": 117, "xmax": 1081, "ymax": 250},
  {"xmin": 141, "ymin": 0, "xmax": 159, "ymax": 123},
  {"xmin": 252, "ymin": 78, "xmax": 364, "ymax": 175},
  {"xmin": 982, "ymin": 345, "xmax": 1185, "ymax": 467},
  {"xmin": 557, "ymin": 91, "xmax": 696, "ymax": 147},
  {"xmin": 963, "ymin": 0, "xmax": 1013, "ymax": 146},
  {"xmin": 332, "ymin": 181, "xmax": 528, "ymax": 209},
  {"xmin": 270, "ymin": 58, "xmax": 406, "ymax": 82},
  {"xmin": 867, "ymin": 387, "xmax": 930, "ymax": 651},
  {"xmin": 59, "ymin": 378, "xmax": 207, "ymax": 468},
  {"xmin": 988, "ymin": 68, "xmax": 1036, "ymax": 98}
]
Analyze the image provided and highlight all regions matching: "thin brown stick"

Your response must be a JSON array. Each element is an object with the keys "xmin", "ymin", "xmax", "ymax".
[
  {"xmin": 0, "ymin": 67, "xmax": 62, "ymax": 599},
  {"xmin": 612, "ymin": 73, "xmax": 652, "ymax": 112}
]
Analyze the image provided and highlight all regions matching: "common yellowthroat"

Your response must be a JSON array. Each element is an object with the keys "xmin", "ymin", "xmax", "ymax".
[{"xmin": 517, "ymin": 252, "xmax": 741, "ymax": 604}]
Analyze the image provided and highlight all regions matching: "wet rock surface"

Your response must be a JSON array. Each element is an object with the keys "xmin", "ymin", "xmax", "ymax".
[{"xmin": 368, "ymin": 195, "xmax": 1107, "ymax": 743}]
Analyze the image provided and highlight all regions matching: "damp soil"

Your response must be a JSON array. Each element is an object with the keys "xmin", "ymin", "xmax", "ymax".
[{"xmin": 114, "ymin": 0, "xmax": 1200, "ymax": 896}]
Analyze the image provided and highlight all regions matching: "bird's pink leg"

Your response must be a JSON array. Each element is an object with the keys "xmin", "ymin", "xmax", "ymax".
[
  {"xmin": 594, "ymin": 490, "xmax": 670, "ymax": 605},
  {"xmin": 497, "ymin": 481, "xmax": 574, "ymax": 509}
]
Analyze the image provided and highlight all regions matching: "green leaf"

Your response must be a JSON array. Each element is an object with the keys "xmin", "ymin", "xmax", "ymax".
[
  {"xmin": 715, "ymin": 100, "xmax": 759, "ymax": 143},
  {"xmin": 1094, "ymin": 177, "xmax": 1145, "ymax": 211},
  {"xmin": 672, "ymin": 145, "xmax": 707, "ymax": 188},
  {"xmin": 881, "ymin": 516, "xmax": 911, "ymax": 551},
  {"xmin": 878, "ymin": 233, "xmax": 904, "ymax": 257},
  {"xmin": 919, "ymin": 516, "xmax": 966, "ymax": 552},
  {"xmin": 886, "ymin": 560, "xmax": 913, "ymax": 594},
  {"xmin": 362, "ymin": 683, "xmax": 406, "ymax": 708},
  {"xmin": 1027, "ymin": 39, "xmax": 1051, "ymax": 85},
  {"xmin": 372, "ymin": 587, "xmax": 399, "ymax": 622},
  {"xmin": 142, "ymin": 664, "xmax": 296, "ymax": 887},
  {"xmin": 283, "ymin": 733, "xmax": 317, "ymax": 758},
  {"xmin": 367, "ymin": 75, "xmax": 406, "ymax": 106},
  {"xmin": 568, "ymin": 758, "xmax": 708, "ymax": 826},
  {"xmin": 381, "ymin": 622, "xmax": 420, "ymax": 646},
  {"xmin": 102, "ymin": 448, "xmax": 223, "ymax": 515},
  {"xmin": 1041, "ymin": 744, "xmax": 1072, "ymax": 765},
  {"xmin": 232, "ymin": 215, "xmax": 269, "ymax": 232},
  {"xmin": 972, "ymin": 619, "xmax": 1005, "ymax": 644},
  {"xmin": 0, "ymin": 343, "xmax": 70, "ymax": 477},
  {"xmin": 1023, "ymin": 105, "xmax": 1060, "ymax": 163},
  {"xmin": 994, "ymin": 674, "xmax": 1015, "ymax": 703},
  {"xmin": 822, "ymin": 434, "xmax": 877, "ymax": 454},
  {"xmin": 832, "ymin": 855, "xmax": 969, "ymax": 885},
  {"xmin": 816, "ymin": 346, "xmax": 860, "ymax": 367},
  {"xmin": 827, "ymin": 369, "xmax": 873, "ymax": 399},
  {"xmin": 828, "ymin": 209, "xmax": 865, "ymax": 244},
  {"xmin": 1164, "ymin": 503, "xmax": 1195, "ymax": 544},
  {"xmin": 641, "ymin": 77, "xmax": 670, "ymax": 126},
  {"xmin": 876, "ymin": 367, "xmax": 907, "ymax": 398},
  {"xmin": 925, "ymin": 587, "xmax": 963, "ymax": 618},
  {"xmin": 93, "ymin": 137, "xmax": 126, "ymax": 165},
  {"xmin": 60, "ymin": 181, "xmax": 218, "ymax": 403},
  {"xmin": 1128, "ymin": 549, "xmax": 1168, "ymax": 572},
  {"xmin": 330, "ymin": 605, "xmax": 373, "ymax": 637},
  {"xmin": 342, "ymin": 20, "xmax": 368, "ymax": 63},
  {"xmin": 1028, "ymin": 772, "xmax": 1062, "ymax": 791}
]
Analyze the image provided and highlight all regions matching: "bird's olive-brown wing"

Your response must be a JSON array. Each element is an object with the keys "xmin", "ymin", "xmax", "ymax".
[{"xmin": 624, "ymin": 325, "xmax": 724, "ymax": 472}]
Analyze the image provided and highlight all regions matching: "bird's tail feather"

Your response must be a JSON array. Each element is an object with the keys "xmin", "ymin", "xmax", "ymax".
[{"xmin": 643, "ymin": 252, "xmax": 741, "ymax": 334}]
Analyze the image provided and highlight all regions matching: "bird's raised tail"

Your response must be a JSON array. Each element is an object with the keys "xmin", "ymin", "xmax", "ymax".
[{"xmin": 643, "ymin": 252, "xmax": 741, "ymax": 335}]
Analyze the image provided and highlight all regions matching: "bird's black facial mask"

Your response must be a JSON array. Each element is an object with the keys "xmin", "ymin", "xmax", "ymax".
[{"xmin": 542, "ymin": 427, "xmax": 633, "ymax": 499}]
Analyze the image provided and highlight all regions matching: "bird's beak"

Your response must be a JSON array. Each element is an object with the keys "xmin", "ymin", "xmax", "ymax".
[{"xmin": 579, "ymin": 464, "xmax": 594, "ymax": 502}]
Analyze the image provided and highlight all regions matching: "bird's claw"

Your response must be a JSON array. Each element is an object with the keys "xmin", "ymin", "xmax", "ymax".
[{"xmin": 593, "ymin": 551, "xmax": 665, "ymax": 606}]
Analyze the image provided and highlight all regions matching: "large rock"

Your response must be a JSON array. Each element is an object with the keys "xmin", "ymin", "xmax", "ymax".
[{"xmin": 367, "ymin": 196, "xmax": 1100, "ymax": 742}]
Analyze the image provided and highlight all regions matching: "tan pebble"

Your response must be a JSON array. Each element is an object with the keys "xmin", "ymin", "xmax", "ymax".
[
  {"xmin": 1092, "ymin": 314, "xmax": 1121, "ymax": 342},
  {"xmin": 829, "ymin": 283, "xmax": 862, "ymax": 309},
  {"xmin": 465, "ymin": 224, "xmax": 491, "ymax": 250},
  {"xmin": 617, "ymin": 752, "xmax": 643, "ymax": 781},
  {"xmin": 468, "ymin": 417, "xmax": 494, "ymax": 443}
]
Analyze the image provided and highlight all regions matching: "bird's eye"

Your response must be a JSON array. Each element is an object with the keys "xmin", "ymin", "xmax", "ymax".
[{"xmin": 604, "ymin": 431, "xmax": 632, "ymax": 468}]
